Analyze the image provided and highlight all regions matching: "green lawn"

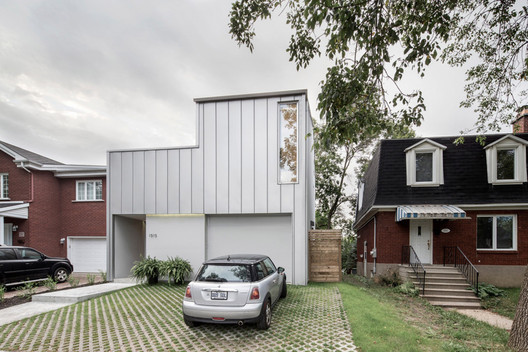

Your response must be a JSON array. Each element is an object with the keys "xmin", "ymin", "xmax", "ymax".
[
  {"xmin": 481, "ymin": 287, "xmax": 521, "ymax": 320},
  {"xmin": 339, "ymin": 275, "xmax": 512, "ymax": 352}
]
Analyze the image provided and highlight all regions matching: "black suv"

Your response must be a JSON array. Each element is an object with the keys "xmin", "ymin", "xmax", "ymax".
[{"xmin": 0, "ymin": 246, "xmax": 73, "ymax": 286}]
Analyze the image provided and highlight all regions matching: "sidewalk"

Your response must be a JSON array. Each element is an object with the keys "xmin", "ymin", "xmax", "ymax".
[
  {"xmin": 0, "ymin": 281, "xmax": 136, "ymax": 326},
  {"xmin": 454, "ymin": 308, "xmax": 514, "ymax": 330}
]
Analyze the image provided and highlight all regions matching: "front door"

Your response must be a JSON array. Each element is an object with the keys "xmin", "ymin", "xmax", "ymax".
[
  {"xmin": 410, "ymin": 220, "xmax": 432, "ymax": 264},
  {"xmin": 3, "ymin": 224, "xmax": 12, "ymax": 246}
]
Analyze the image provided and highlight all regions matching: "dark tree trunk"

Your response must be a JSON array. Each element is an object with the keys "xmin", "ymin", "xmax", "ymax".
[{"xmin": 509, "ymin": 265, "xmax": 528, "ymax": 351}]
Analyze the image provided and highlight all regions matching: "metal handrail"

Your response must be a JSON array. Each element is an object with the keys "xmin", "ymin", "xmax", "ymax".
[
  {"xmin": 443, "ymin": 246, "xmax": 479, "ymax": 296},
  {"xmin": 401, "ymin": 246, "xmax": 427, "ymax": 295}
]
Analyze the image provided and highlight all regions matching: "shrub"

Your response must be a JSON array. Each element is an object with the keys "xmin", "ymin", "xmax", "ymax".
[
  {"xmin": 376, "ymin": 269, "xmax": 403, "ymax": 287},
  {"xmin": 99, "ymin": 270, "xmax": 107, "ymax": 282},
  {"xmin": 43, "ymin": 276, "xmax": 57, "ymax": 291},
  {"xmin": 0, "ymin": 285, "xmax": 5, "ymax": 303},
  {"xmin": 159, "ymin": 257, "xmax": 192, "ymax": 285},
  {"xmin": 342, "ymin": 235, "xmax": 357, "ymax": 274},
  {"xmin": 17, "ymin": 281, "xmax": 37, "ymax": 299},
  {"xmin": 131, "ymin": 256, "xmax": 161, "ymax": 284},
  {"xmin": 68, "ymin": 275, "xmax": 80, "ymax": 287},
  {"xmin": 395, "ymin": 282, "xmax": 420, "ymax": 297},
  {"xmin": 87, "ymin": 274, "xmax": 96, "ymax": 285},
  {"xmin": 477, "ymin": 283, "xmax": 505, "ymax": 299}
]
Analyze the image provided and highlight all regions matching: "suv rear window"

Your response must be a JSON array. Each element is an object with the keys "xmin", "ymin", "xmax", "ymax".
[
  {"xmin": 197, "ymin": 264, "xmax": 251, "ymax": 283},
  {"xmin": 0, "ymin": 248, "xmax": 16, "ymax": 260}
]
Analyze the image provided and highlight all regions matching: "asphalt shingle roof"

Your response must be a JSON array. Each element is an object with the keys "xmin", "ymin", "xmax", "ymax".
[{"xmin": 0, "ymin": 141, "xmax": 63, "ymax": 166}]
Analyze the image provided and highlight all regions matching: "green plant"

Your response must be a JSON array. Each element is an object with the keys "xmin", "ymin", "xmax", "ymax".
[
  {"xmin": 67, "ymin": 275, "xmax": 80, "ymax": 287},
  {"xmin": 86, "ymin": 274, "xmax": 96, "ymax": 285},
  {"xmin": 395, "ymin": 282, "xmax": 419, "ymax": 297},
  {"xmin": 341, "ymin": 235, "xmax": 357, "ymax": 275},
  {"xmin": 159, "ymin": 257, "xmax": 192, "ymax": 285},
  {"xmin": 376, "ymin": 269, "xmax": 403, "ymax": 287},
  {"xmin": 43, "ymin": 276, "xmax": 57, "ymax": 291},
  {"xmin": 131, "ymin": 256, "xmax": 161, "ymax": 284},
  {"xmin": 477, "ymin": 283, "xmax": 505, "ymax": 299},
  {"xmin": 99, "ymin": 270, "xmax": 107, "ymax": 282},
  {"xmin": 17, "ymin": 281, "xmax": 37, "ymax": 299},
  {"xmin": 0, "ymin": 285, "xmax": 5, "ymax": 303}
]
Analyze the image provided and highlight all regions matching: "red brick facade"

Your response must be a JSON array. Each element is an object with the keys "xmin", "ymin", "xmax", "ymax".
[
  {"xmin": 357, "ymin": 209, "xmax": 528, "ymax": 267},
  {"xmin": 0, "ymin": 151, "xmax": 106, "ymax": 257}
]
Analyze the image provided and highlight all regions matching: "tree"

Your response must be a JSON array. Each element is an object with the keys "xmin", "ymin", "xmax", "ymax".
[{"xmin": 510, "ymin": 268, "xmax": 528, "ymax": 351}]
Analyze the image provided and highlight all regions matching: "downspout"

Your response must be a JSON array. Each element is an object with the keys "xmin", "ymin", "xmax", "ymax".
[
  {"xmin": 373, "ymin": 215, "xmax": 377, "ymax": 275},
  {"xmin": 20, "ymin": 162, "xmax": 34, "ymax": 202}
]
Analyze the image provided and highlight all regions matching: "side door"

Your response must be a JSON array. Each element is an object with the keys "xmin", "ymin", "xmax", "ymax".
[
  {"xmin": 0, "ymin": 248, "xmax": 17, "ymax": 284},
  {"xmin": 262, "ymin": 258, "xmax": 280, "ymax": 303}
]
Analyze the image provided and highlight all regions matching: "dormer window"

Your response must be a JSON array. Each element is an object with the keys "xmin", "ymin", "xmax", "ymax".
[
  {"xmin": 405, "ymin": 139, "xmax": 446, "ymax": 187},
  {"xmin": 485, "ymin": 135, "xmax": 528, "ymax": 185}
]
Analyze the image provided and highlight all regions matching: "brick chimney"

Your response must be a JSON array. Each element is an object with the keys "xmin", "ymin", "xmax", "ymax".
[{"xmin": 513, "ymin": 105, "xmax": 528, "ymax": 133}]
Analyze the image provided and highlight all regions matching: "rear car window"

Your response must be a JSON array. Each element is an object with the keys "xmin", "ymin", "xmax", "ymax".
[
  {"xmin": 197, "ymin": 264, "xmax": 251, "ymax": 282},
  {"xmin": 0, "ymin": 248, "xmax": 16, "ymax": 260}
]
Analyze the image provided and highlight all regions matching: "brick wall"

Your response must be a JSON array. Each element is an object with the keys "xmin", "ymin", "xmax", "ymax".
[
  {"xmin": 358, "ymin": 209, "xmax": 528, "ymax": 268},
  {"xmin": 0, "ymin": 151, "xmax": 31, "ymax": 200},
  {"xmin": 59, "ymin": 177, "xmax": 106, "ymax": 237}
]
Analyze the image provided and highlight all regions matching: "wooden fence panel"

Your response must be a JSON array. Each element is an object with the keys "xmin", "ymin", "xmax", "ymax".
[{"xmin": 309, "ymin": 229, "xmax": 342, "ymax": 282}]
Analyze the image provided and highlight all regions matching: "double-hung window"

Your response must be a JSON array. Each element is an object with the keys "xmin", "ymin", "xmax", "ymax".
[
  {"xmin": 405, "ymin": 139, "xmax": 446, "ymax": 187},
  {"xmin": 76, "ymin": 180, "xmax": 103, "ymax": 201},
  {"xmin": 477, "ymin": 215, "xmax": 517, "ymax": 250},
  {"xmin": 485, "ymin": 135, "xmax": 528, "ymax": 185},
  {"xmin": 0, "ymin": 173, "xmax": 8, "ymax": 199}
]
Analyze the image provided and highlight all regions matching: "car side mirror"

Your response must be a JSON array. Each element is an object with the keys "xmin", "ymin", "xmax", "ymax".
[{"xmin": 277, "ymin": 267, "xmax": 285, "ymax": 274}]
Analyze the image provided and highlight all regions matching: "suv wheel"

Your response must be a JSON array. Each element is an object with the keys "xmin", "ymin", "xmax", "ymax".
[
  {"xmin": 256, "ymin": 298, "xmax": 271, "ymax": 330},
  {"xmin": 53, "ymin": 267, "xmax": 69, "ymax": 283}
]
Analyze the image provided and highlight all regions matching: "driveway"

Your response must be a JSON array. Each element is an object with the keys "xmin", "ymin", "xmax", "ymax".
[{"xmin": 0, "ymin": 284, "xmax": 357, "ymax": 352}]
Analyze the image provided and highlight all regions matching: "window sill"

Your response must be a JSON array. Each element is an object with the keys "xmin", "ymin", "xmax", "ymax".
[
  {"xmin": 72, "ymin": 200, "xmax": 105, "ymax": 203},
  {"xmin": 477, "ymin": 250, "xmax": 518, "ymax": 254},
  {"xmin": 409, "ymin": 183, "xmax": 441, "ymax": 188},
  {"xmin": 0, "ymin": 198, "xmax": 10, "ymax": 201},
  {"xmin": 490, "ymin": 180, "xmax": 524, "ymax": 185}
]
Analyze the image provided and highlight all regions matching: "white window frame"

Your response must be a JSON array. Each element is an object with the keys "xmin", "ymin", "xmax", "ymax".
[
  {"xmin": 76, "ymin": 180, "xmax": 103, "ymax": 201},
  {"xmin": 487, "ymin": 142, "xmax": 527, "ymax": 185},
  {"xmin": 405, "ymin": 139, "xmax": 445, "ymax": 187},
  {"xmin": 278, "ymin": 101, "xmax": 299, "ymax": 184},
  {"xmin": 0, "ymin": 173, "xmax": 8, "ymax": 199},
  {"xmin": 476, "ymin": 214, "xmax": 517, "ymax": 251}
]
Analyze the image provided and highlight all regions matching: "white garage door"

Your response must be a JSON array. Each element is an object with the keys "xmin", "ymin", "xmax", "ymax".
[
  {"xmin": 207, "ymin": 215, "xmax": 293, "ymax": 282},
  {"xmin": 68, "ymin": 237, "xmax": 107, "ymax": 273}
]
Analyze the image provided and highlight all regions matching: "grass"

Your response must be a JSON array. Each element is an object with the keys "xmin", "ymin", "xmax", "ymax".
[
  {"xmin": 340, "ymin": 275, "xmax": 512, "ymax": 352},
  {"xmin": 481, "ymin": 287, "xmax": 520, "ymax": 319}
]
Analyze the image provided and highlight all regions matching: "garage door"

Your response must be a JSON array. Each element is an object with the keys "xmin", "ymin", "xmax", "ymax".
[
  {"xmin": 207, "ymin": 215, "xmax": 293, "ymax": 282},
  {"xmin": 68, "ymin": 237, "xmax": 107, "ymax": 273}
]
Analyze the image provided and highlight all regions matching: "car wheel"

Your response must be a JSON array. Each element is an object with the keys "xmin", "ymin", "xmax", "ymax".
[
  {"xmin": 280, "ymin": 276, "xmax": 287, "ymax": 299},
  {"xmin": 256, "ymin": 298, "xmax": 272, "ymax": 330},
  {"xmin": 53, "ymin": 267, "xmax": 69, "ymax": 283},
  {"xmin": 184, "ymin": 317, "xmax": 199, "ymax": 328}
]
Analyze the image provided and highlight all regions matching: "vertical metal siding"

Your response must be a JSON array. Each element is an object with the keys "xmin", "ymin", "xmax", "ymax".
[
  {"xmin": 110, "ymin": 152, "xmax": 122, "ymax": 214},
  {"xmin": 254, "ymin": 99, "xmax": 268, "ymax": 213},
  {"xmin": 179, "ymin": 149, "xmax": 192, "ymax": 213},
  {"xmin": 156, "ymin": 150, "xmax": 168, "ymax": 214},
  {"xmin": 132, "ymin": 151, "xmax": 145, "ymax": 214},
  {"xmin": 228, "ymin": 100, "xmax": 242, "ymax": 213},
  {"xmin": 120, "ymin": 152, "xmax": 134, "ymax": 214},
  {"xmin": 267, "ymin": 97, "xmax": 281, "ymax": 213},
  {"xmin": 203, "ymin": 102, "xmax": 216, "ymax": 213},
  {"xmin": 241, "ymin": 100, "xmax": 255, "ymax": 213},
  {"xmin": 216, "ymin": 102, "xmax": 230, "ymax": 213},
  {"xmin": 144, "ymin": 151, "xmax": 156, "ymax": 214},
  {"xmin": 167, "ymin": 150, "xmax": 180, "ymax": 213}
]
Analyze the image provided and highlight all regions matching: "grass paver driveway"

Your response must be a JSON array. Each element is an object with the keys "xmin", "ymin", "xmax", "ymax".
[{"xmin": 0, "ymin": 284, "xmax": 357, "ymax": 352}]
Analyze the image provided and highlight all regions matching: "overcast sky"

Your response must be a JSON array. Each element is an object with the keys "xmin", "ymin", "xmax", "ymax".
[{"xmin": 0, "ymin": 1, "xmax": 514, "ymax": 165}]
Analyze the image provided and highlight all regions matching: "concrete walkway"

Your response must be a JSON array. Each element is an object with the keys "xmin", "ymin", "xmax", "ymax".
[
  {"xmin": 0, "ymin": 282, "xmax": 136, "ymax": 326},
  {"xmin": 454, "ymin": 309, "xmax": 514, "ymax": 330}
]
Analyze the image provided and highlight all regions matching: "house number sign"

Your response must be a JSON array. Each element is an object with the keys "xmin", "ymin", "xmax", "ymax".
[{"xmin": 149, "ymin": 233, "xmax": 158, "ymax": 238}]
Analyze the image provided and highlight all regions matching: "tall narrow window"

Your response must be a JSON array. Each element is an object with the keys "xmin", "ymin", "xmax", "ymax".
[
  {"xmin": 0, "ymin": 174, "xmax": 8, "ymax": 199},
  {"xmin": 76, "ymin": 180, "xmax": 103, "ymax": 201},
  {"xmin": 279, "ymin": 102, "xmax": 298, "ymax": 183},
  {"xmin": 497, "ymin": 148, "xmax": 515, "ymax": 180},
  {"xmin": 415, "ymin": 152, "xmax": 433, "ymax": 182}
]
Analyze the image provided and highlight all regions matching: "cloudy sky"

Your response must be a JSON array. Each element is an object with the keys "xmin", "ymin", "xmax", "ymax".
[{"xmin": 0, "ymin": 1, "xmax": 511, "ymax": 165}]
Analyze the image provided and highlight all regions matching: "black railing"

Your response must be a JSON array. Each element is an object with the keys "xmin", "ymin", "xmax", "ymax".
[
  {"xmin": 444, "ymin": 246, "xmax": 479, "ymax": 296},
  {"xmin": 401, "ymin": 246, "xmax": 426, "ymax": 295}
]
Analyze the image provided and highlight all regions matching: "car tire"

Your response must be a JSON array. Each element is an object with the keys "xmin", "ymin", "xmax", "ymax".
[
  {"xmin": 280, "ymin": 276, "xmax": 287, "ymax": 299},
  {"xmin": 184, "ymin": 317, "xmax": 199, "ymax": 328},
  {"xmin": 53, "ymin": 267, "xmax": 69, "ymax": 283},
  {"xmin": 256, "ymin": 298, "xmax": 272, "ymax": 330}
]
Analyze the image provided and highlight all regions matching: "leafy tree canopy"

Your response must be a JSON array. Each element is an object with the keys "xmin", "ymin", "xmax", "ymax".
[{"xmin": 229, "ymin": 0, "xmax": 528, "ymax": 145}]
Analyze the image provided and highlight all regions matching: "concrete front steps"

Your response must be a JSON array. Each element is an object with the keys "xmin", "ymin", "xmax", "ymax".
[{"xmin": 400, "ymin": 264, "xmax": 481, "ymax": 309}]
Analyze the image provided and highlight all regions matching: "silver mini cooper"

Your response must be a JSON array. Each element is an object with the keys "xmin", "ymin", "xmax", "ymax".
[{"xmin": 182, "ymin": 254, "xmax": 287, "ymax": 330}]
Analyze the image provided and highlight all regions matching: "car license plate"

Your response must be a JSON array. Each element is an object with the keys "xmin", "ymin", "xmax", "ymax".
[{"xmin": 211, "ymin": 291, "xmax": 228, "ymax": 300}]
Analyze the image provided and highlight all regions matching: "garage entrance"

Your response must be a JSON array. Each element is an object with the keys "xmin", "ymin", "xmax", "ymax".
[
  {"xmin": 68, "ymin": 236, "xmax": 107, "ymax": 273},
  {"xmin": 206, "ymin": 214, "xmax": 293, "ymax": 282}
]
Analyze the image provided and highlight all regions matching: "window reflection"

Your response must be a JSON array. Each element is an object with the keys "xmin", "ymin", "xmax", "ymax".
[{"xmin": 279, "ymin": 102, "xmax": 298, "ymax": 183}]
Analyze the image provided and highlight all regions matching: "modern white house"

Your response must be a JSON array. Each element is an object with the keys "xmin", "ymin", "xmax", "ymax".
[{"xmin": 107, "ymin": 90, "xmax": 315, "ymax": 285}]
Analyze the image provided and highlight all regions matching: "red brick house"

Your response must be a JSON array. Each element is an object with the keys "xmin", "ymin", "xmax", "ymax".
[
  {"xmin": 0, "ymin": 141, "xmax": 107, "ymax": 272},
  {"xmin": 355, "ymin": 121, "xmax": 528, "ymax": 287}
]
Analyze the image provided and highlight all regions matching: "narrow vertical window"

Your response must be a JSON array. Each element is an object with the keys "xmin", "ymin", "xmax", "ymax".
[
  {"xmin": 497, "ymin": 148, "xmax": 515, "ymax": 180},
  {"xmin": 0, "ymin": 174, "xmax": 8, "ymax": 199},
  {"xmin": 279, "ymin": 102, "xmax": 298, "ymax": 183},
  {"xmin": 415, "ymin": 152, "xmax": 433, "ymax": 182}
]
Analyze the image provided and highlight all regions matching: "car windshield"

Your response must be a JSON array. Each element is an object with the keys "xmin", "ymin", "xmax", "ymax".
[{"xmin": 197, "ymin": 264, "xmax": 251, "ymax": 282}]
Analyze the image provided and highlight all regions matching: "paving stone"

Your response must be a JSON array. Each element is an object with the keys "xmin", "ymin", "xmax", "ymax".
[{"xmin": 0, "ymin": 284, "xmax": 357, "ymax": 351}]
